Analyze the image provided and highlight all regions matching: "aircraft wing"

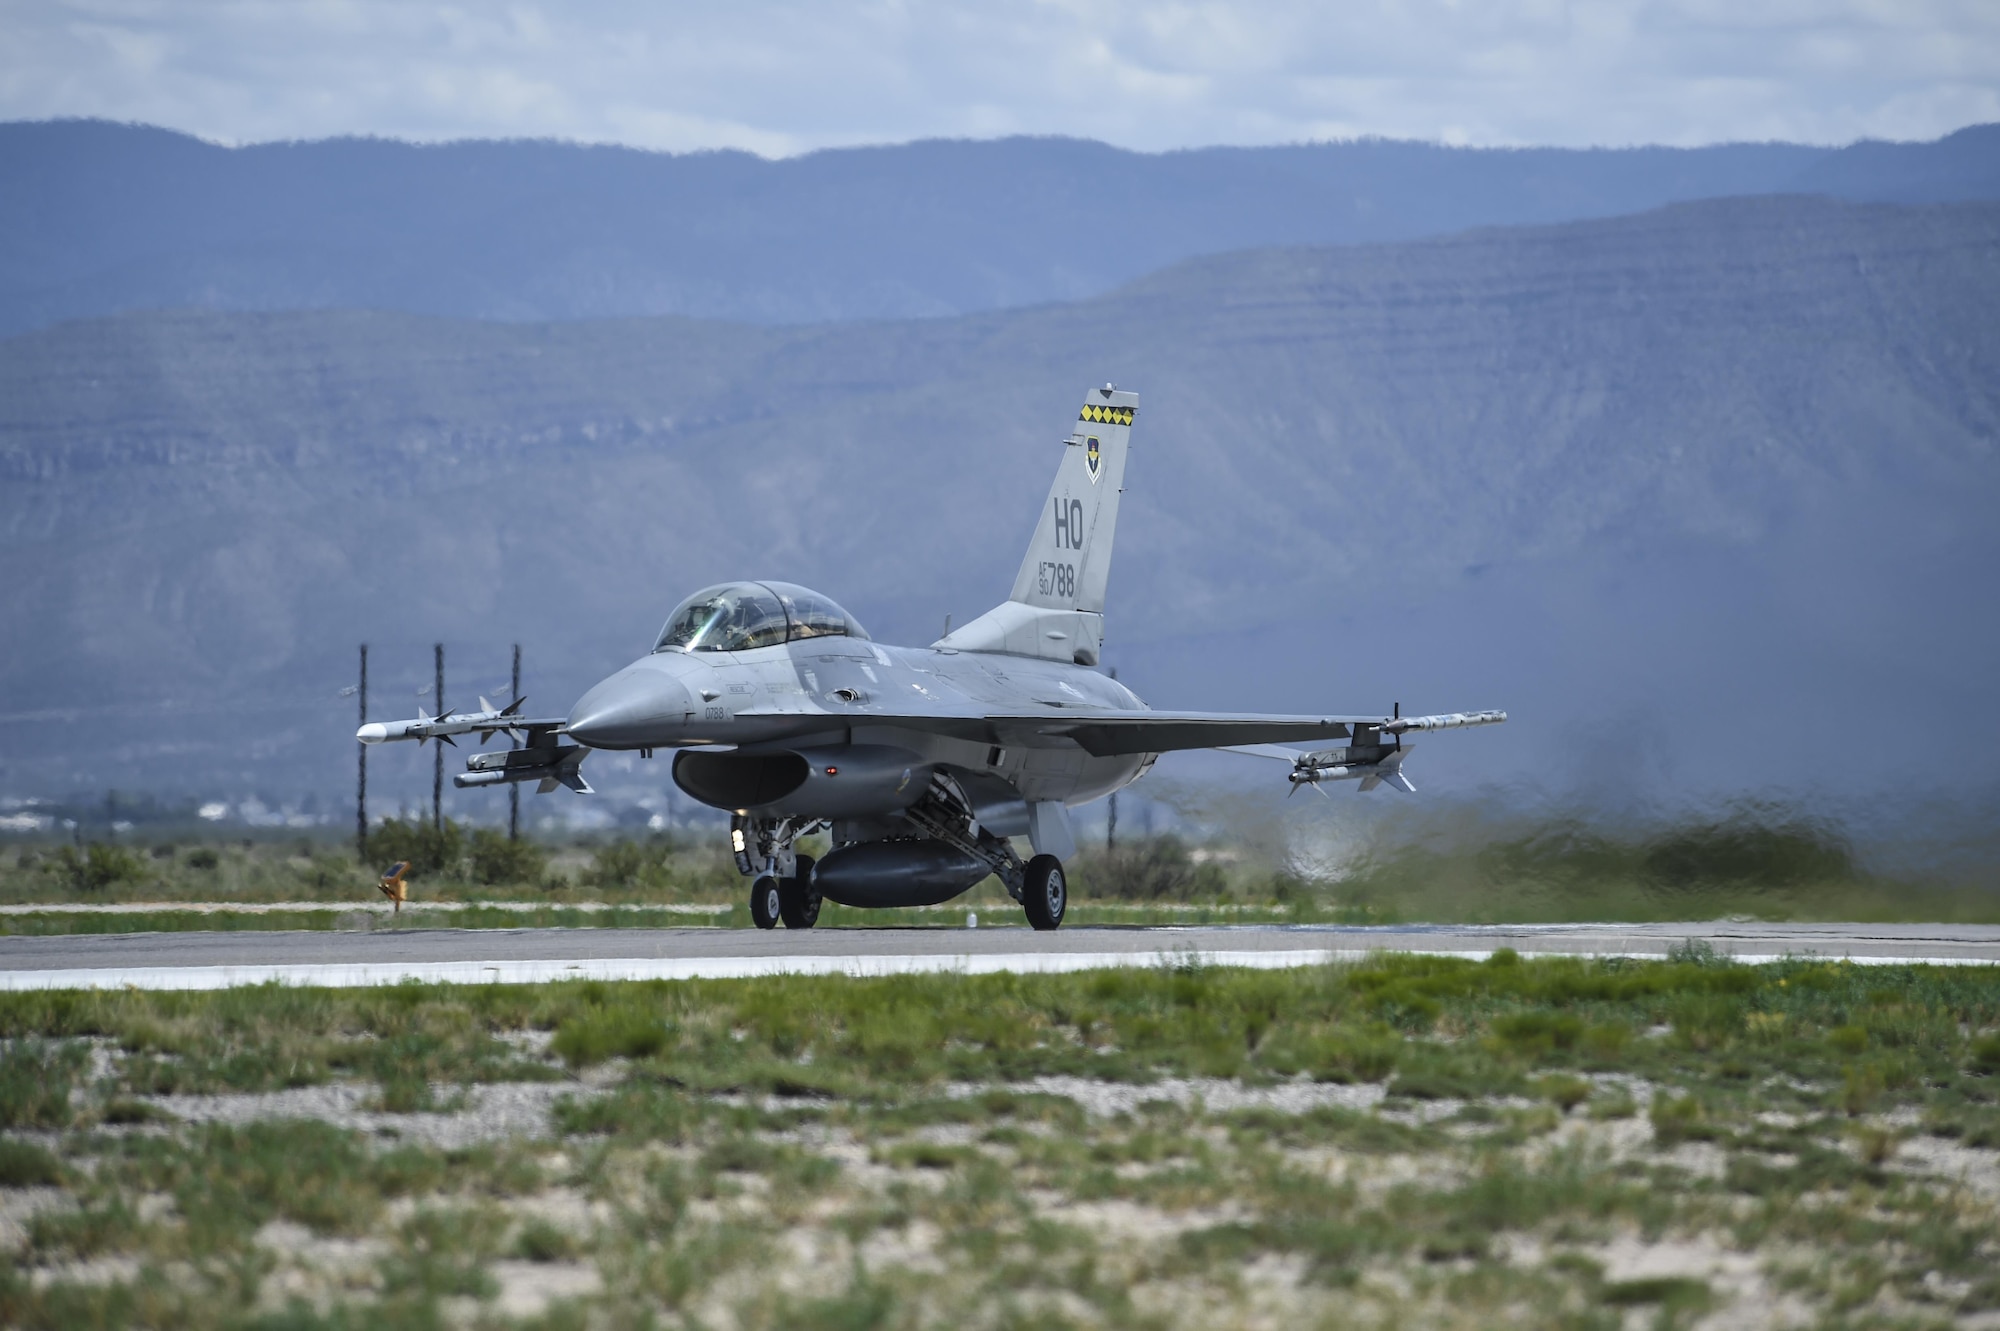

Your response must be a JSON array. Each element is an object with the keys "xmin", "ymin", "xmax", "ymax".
[
  {"xmin": 1024, "ymin": 711, "xmax": 1385, "ymax": 756},
  {"xmin": 809, "ymin": 706, "xmax": 1504, "ymax": 757}
]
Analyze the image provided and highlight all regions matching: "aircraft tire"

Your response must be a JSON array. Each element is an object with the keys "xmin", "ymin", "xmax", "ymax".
[
  {"xmin": 1022, "ymin": 854, "xmax": 1067, "ymax": 931},
  {"xmin": 750, "ymin": 875, "xmax": 782, "ymax": 930},
  {"xmin": 779, "ymin": 854, "xmax": 820, "ymax": 929}
]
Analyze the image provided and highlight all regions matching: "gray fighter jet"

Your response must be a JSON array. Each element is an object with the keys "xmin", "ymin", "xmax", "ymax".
[{"xmin": 360, "ymin": 385, "xmax": 1504, "ymax": 929}]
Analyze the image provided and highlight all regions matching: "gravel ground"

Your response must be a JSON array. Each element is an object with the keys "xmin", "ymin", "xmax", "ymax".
[{"xmin": 143, "ymin": 1080, "xmax": 597, "ymax": 1148}]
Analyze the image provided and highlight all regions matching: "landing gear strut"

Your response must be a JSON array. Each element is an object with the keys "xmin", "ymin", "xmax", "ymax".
[
  {"xmin": 779, "ymin": 854, "xmax": 820, "ymax": 929},
  {"xmin": 1022, "ymin": 854, "xmax": 1066, "ymax": 931},
  {"xmin": 735, "ymin": 814, "xmax": 825, "ymax": 930}
]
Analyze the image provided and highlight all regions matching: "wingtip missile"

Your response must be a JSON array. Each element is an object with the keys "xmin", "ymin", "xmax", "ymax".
[
  {"xmin": 1382, "ymin": 709, "xmax": 1506, "ymax": 735},
  {"xmin": 356, "ymin": 699, "xmax": 556, "ymax": 746}
]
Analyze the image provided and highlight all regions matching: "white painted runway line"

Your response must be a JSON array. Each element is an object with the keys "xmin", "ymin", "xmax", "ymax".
[{"xmin": 4, "ymin": 944, "xmax": 1993, "ymax": 992}]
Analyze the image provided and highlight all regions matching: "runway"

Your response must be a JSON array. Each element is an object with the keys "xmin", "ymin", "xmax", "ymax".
[{"xmin": 2, "ymin": 921, "xmax": 1998, "ymax": 990}]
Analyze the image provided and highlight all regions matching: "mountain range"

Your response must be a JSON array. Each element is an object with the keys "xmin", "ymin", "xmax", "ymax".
[
  {"xmin": 2, "ymin": 119, "xmax": 1997, "ymax": 335},
  {"xmin": 2, "ymin": 182, "xmax": 1994, "ymax": 816}
]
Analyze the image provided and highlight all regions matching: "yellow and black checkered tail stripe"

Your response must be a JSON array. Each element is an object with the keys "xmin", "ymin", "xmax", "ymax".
[{"xmin": 1080, "ymin": 404, "xmax": 1136, "ymax": 426}]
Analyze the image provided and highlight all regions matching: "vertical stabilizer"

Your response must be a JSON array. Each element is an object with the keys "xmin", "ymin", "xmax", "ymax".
[
  {"xmin": 1009, "ymin": 385, "xmax": 1135, "ymax": 615},
  {"xmin": 938, "ymin": 385, "xmax": 1136, "ymax": 664}
]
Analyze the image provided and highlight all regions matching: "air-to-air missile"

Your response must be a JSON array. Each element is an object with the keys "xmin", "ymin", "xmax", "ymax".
[
  {"xmin": 1286, "ymin": 711, "xmax": 1508, "ymax": 793},
  {"xmin": 357, "ymin": 695, "xmax": 591, "ymax": 794},
  {"xmin": 455, "ymin": 743, "xmax": 593, "ymax": 794},
  {"xmin": 357, "ymin": 696, "xmax": 530, "ymax": 747}
]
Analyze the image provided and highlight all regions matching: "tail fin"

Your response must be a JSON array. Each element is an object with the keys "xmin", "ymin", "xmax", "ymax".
[
  {"xmin": 939, "ymin": 385, "xmax": 1136, "ymax": 664},
  {"xmin": 1009, "ymin": 385, "xmax": 1136, "ymax": 616}
]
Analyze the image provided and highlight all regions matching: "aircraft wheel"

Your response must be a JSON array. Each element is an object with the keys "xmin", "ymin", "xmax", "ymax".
[
  {"xmin": 750, "ymin": 875, "xmax": 782, "ymax": 930},
  {"xmin": 1022, "ymin": 854, "xmax": 1067, "ymax": 931},
  {"xmin": 780, "ymin": 854, "xmax": 820, "ymax": 929}
]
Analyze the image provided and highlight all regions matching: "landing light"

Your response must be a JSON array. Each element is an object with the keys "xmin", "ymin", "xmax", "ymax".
[{"xmin": 730, "ymin": 828, "xmax": 746, "ymax": 853}]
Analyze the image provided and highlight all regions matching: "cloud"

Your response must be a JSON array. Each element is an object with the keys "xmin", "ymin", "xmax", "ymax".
[{"xmin": 0, "ymin": 0, "xmax": 1994, "ymax": 153}]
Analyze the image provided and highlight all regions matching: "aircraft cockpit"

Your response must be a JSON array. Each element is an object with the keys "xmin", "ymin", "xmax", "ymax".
[{"xmin": 653, "ymin": 581, "xmax": 870, "ymax": 653}]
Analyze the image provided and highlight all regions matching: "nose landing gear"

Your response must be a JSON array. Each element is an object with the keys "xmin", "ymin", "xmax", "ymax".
[
  {"xmin": 750, "ymin": 874, "xmax": 782, "ymax": 930},
  {"xmin": 737, "ymin": 816, "xmax": 827, "ymax": 929},
  {"xmin": 1021, "ymin": 853, "xmax": 1066, "ymax": 931}
]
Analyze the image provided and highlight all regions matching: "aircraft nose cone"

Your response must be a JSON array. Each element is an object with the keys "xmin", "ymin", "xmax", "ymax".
[{"xmin": 567, "ymin": 667, "xmax": 694, "ymax": 749}]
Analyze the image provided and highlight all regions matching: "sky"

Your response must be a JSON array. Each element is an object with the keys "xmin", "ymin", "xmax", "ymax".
[{"xmin": 1, "ymin": 1, "xmax": 1996, "ymax": 156}]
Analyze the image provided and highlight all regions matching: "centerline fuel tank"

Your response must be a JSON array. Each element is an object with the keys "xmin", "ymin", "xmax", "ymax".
[{"xmin": 810, "ymin": 840, "xmax": 992, "ymax": 908}]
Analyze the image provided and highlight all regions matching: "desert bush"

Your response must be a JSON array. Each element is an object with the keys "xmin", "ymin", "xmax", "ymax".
[
  {"xmin": 47, "ymin": 842, "xmax": 145, "ymax": 892},
  {"xmin": 468, "ymin": 829, "xmax": 545, "ymax": 886},
  {"xmin": 1076, "ymin": 837, "xmax": 1227, "ymax": 901},
  {"xmin": 0, "ymin": 1041, "xmax": 84, "ymax": 1130},
  {"xmin": 0, "ymin": 1139, "xmax": 62, "ymax": 1187},
  {"xmin": 367, "ymin": 817, "xmax": 463, "ymax": 879},
  {"xmin": 1640, "ymin": 812, "xmax": 1854, "ymax": 895},
  {"xmin": 584, "ymin": 838, "xmax": 678, "ymax": 891}
]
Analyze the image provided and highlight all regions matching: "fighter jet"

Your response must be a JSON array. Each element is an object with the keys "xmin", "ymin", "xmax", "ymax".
[{"xmin": 360, "ymin": 385, "xmax": 1503, "ymax": 929}]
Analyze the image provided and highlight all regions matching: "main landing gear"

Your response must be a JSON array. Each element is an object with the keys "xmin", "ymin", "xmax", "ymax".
[
  {"xmin": 1021, "ymin": 853, "xmax": 1067, "ymax": 931},
  {"xmin": 749, "ymin": 856, "xmax": 820, "ymax": 931}
]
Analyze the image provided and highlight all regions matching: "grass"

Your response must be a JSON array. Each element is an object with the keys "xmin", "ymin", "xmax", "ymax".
[{"xmin": 2, "ymin": 956, "xmax": 2000, "ymax": 1325}]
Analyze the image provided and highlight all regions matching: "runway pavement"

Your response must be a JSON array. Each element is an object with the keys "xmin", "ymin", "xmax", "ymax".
[{"xmin": 2, "ymin": 921, "xmax": 1998, "ymax": 990}]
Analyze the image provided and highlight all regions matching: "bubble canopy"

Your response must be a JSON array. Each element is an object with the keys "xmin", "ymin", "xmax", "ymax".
[{"xmin": 653, "ymin": 582, "xmax": 870, "ymax": 654}]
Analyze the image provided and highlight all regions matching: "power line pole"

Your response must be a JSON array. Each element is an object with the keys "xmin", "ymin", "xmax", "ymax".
[
  {"xmin": 357, "ymin": 643, "xmax": 368, "ymax": 858},
  {"xmin": 508, "ymin": 643, "xmax": 521, "ymax": 841},
  {"xmin": 432, "ymin": 642, "xmax": 444, "ymax": 834}
]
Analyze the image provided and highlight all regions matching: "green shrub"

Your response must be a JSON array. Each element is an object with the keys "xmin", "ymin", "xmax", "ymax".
[
  {"xmin": 48, "ymin": 842, "xmax": 145, "ymax": 892},
  {"xmin": 0, "ymin": 1139, "xmax": 62, "ymax": 1187},
  {"xmin": 367, "ymin": 817, "xmax": 463, "ymax": 879},
  {"xmin": 0, "ymin": 1042, "xmax": 83, "ymax": 1130},
  {"xmin": 1492, "ymin": 1011, "xmax": 1584, "ymax": 1055},
  {"xmin": 1641, "ymin": 813, "xmax": 1853, "ymax": 895},
  {"xmin": 514, "ymin": 1218, "xmax": 580, "ymax": 1262},
  {"xmin": 553, "ymin": 1008, "xmax": 673, "ymax": 1066},
  {"xmin": 1650, "ymin": 1093, "xmax": 1711, "ymax": 1146},
  {"xmin": 1074, "ymin": 837, "xmax": 1227, "ymax": 901},
  {"xmin": 468, "ymin": 829, "xmax": 546, "ymax": 886},
  {"xmin": 584, "ymin": 838, "xmax": 680, "ymax": 891},
  {"xmin": 185, "ymin": 847, "xmax": 219, "ymax": 870},
  {"xmin": 1968, "ymin": 1032, "xmax": 2000, "ymax": 1076},
  {"xmin": 1602, "ymin": 1277, "xmax": 1711, "ymax": 1312},
  {"xmin": 1828, "ymin": 1024, "xmax": 1869, "ymax": 1056}
]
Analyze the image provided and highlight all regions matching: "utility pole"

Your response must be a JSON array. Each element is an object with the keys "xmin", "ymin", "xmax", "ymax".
[
  {"xmin": 1106, "ymin": 666, "xmax": 1119, "ymax": 852},
  {"xmin": 432, "ymin": 642, "xmax": 444, "ymax": 834},
  {"xmin": 357, "ymin": 644, "xmax": 368, "ymax": 858},
  {"xmin": 508, "ymin": 643, "xmax": 521, "ymax": 841}
]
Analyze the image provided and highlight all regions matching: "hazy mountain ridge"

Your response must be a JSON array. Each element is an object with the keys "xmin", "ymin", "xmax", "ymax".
[
  {"xmin": 2, "ymin": 119, "xmax": 1997, "ymax": 336},
  {"xmin": 2, "ymin": 194, "xmax": 1996, "ymax": 805}
]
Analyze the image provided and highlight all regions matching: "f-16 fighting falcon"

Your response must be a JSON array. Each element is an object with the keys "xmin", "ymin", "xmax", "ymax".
[{"xmin": 359, "ymin": 386, "xmax": 1504, "ymax": 930}]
